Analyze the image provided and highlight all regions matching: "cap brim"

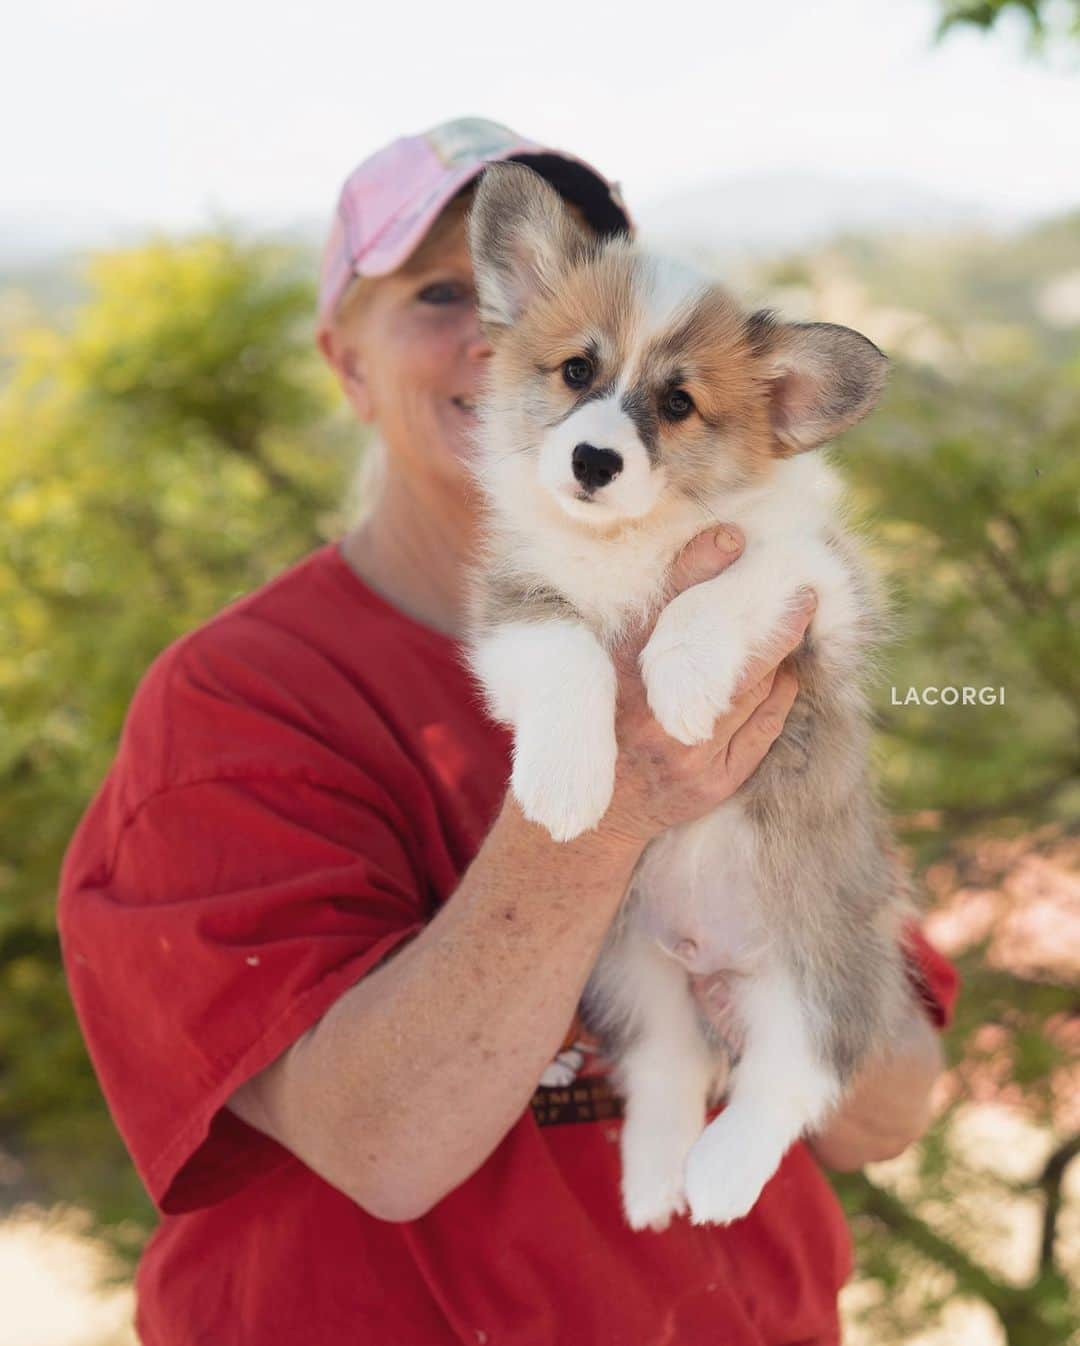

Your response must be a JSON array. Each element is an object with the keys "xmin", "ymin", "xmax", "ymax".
[{"xmin": 355, "ymin": 140, "xmax": 540, "ymax": 279}]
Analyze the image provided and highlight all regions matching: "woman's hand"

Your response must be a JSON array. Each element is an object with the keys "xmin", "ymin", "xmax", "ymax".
[{"xmin": 599, "ymin": 526, "xmax": 816, "ymax": 849}]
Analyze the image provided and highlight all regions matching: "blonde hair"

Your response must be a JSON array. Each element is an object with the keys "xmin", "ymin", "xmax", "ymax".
[{"xmin": 332, "ymin": 186, "xmax": 477, "ymax": 334}]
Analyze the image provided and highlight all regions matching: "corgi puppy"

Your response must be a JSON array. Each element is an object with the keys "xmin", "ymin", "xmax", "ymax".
[{"xmin": 465, "ymin": 163, "xmax": 917, "ymax": 1230}]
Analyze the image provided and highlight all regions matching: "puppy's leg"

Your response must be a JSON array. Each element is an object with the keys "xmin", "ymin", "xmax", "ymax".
[
  {"xmin": 598, "ymin": 933, "xmax": 716, "ymax": 1231},
  {"xmin": 641, "ymin": 540, "xmax": 852, "ymax": 745},
  {"xmin": 471, "ymin": 620, "xmax": 618, "ymax": 842},
  {"xmin": 684, "ymin": 959, "xmax": 841, "ymax": 1225}
]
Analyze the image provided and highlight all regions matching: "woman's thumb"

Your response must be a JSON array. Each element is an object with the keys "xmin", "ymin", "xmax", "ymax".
[{"xmin": 667, "ymin": 526, "xmax": 745, "ymax": 595}]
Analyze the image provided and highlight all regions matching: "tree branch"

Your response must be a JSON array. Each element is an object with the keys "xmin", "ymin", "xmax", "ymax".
[
  {"xmin": 982, "ymin": 533, "xmax": 1049, "ymax": 623},
  {"xmin": 841, "ymin": 1171, "xmax": 1029, "ymax": 1317},
  {"xmin": 1038, "ymin": 1132, "xmax": 1080, "ymax": 1275}
]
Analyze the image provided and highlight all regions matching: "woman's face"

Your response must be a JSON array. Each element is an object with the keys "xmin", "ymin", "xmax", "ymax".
[{"xmin": 323, "ymin": 211, "xmax": 491, "ymax": 485}]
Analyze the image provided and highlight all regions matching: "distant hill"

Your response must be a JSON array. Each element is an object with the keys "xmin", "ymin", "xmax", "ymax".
[
  {"xmin": 0, "ymin": 208, "xmax": 143, "ymax": 268},
  {"xmin": 1, "ymin": 184, "xmax": 1076, "ymax": 342},
  {"xmin": 632, "ymin": 171, "xmax": 1030, "ymax": 264},
  {"xmin": 0, "ymin": 173, "xmax": 1042, "ymax": 275}
]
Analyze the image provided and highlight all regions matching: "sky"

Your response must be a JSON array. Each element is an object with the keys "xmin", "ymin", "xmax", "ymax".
[{"xmin": 4, "ymin": 0, "xmax": 1080, "ymax": 246}]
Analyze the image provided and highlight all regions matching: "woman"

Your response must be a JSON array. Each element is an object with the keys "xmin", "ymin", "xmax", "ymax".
[{"xmin": 60, "ymin": 118, "xmax": 956, "ymax": 1346}]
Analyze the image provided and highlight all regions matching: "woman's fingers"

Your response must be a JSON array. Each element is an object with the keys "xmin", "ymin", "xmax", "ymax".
[
  {"xmin": 719, "ymin": 665, "xmax": 800, "ymax": 786},
  {"xmin": 721, "ymin": 664, "xmax": 779, "ymax": 730}
]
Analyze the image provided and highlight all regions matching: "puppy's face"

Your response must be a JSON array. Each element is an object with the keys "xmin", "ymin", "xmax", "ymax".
[
  {"xmin": 487, "ymin": 249, "xmax": 773, "ymax": 523},
  {"xmin": 468, "ymin": 164, "xmax": 888, "ymax": 529}
]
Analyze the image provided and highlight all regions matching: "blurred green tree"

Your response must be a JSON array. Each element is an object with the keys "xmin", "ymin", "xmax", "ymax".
[
  {"xmin": 837, "ymin": 379, "xmax": 1079, "ymax": 1344},
  {"xmin": 937, "ymin": 0, "xmax": 1080, "ymax": 42},
  {"xmin": 841, "ymin": 361, "xmax": 1080, "ymax": 853},
  {"xmin": 0, "ymin": 235, "xmax": 355, "ymax": 1245}
]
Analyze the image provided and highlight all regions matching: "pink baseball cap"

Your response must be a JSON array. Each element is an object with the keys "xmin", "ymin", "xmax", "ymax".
[{"xmin": 317, "ymin": 116, "xmax": 633, "ymax": 328}]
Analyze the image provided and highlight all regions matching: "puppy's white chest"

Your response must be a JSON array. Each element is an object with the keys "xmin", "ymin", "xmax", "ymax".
[{"xmin": 633, "ymin": 804, "xmax": 768, "ymax": 977}]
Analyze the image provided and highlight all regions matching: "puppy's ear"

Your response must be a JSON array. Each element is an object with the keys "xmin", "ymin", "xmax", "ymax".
[
  {"xmin": 746, "ymin": 312, "xmax": 889, "ymax": 456},
  {"xmin": 468, "ymin": 162, "xmax": 590, "ymax": 329}
]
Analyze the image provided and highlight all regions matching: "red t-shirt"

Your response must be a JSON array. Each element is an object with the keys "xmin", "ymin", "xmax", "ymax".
[{"xmin": 59, "ymin": 542, "xmax": 958, "ymax": 1346}]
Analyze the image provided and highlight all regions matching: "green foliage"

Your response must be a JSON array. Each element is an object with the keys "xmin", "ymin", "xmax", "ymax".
[
  {"xmin": 757, "ymin": 221, "xmax": 1080, "ymax": 861},
  {"xmin": 840, "ymin": 359, "xmax": 1080, "ymax": 855},
  {"xmin": 937, "ymin": 0, "xmax": 1080, "ymax": 43},
  {"xmin": 0, "ymin": 233, "xmax": 356, "ymax": 1244}
]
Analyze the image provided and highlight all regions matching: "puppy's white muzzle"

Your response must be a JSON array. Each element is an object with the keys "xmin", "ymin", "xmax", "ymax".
[{"xmin": 537, "ymin": 396, "xmax": 662, "ymax": 524}]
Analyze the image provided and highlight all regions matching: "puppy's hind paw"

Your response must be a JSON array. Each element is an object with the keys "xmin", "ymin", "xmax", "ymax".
[
  {"xmin": 623, "ymin": 1172, "xmax": 687, "ymax": 1233},
  {"xmin": 683, "ymin": 1108, "xmax": 782, "ymax": 1226}
]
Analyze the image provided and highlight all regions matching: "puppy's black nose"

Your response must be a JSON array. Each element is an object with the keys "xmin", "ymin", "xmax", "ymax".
[{"xmin": 572, "ymin": 443, "xmax": 623, "ymax": 491}]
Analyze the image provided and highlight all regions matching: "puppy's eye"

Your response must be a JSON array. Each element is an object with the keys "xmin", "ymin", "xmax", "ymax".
[
  {"xmin": 662, "ymin": 388, "xmax": 695, "ymax": 421},
  {"xmin": 562, "ymin": 357, "xmax": 594, "ymax": 389}
]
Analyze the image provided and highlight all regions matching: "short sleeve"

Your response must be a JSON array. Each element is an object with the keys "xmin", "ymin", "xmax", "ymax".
[
  {"xmin": 901, "ymin": 921, "xmax": 960, "ymax": 1031},
  {"xmin": 61, "ymin": 774, "xmax": 427, "ymax": 1214}
]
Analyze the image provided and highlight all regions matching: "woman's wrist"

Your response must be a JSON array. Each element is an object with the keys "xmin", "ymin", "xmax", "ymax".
[{"xmin": 493, "ymin": 792, "xmax": 646, "ymax": 884}]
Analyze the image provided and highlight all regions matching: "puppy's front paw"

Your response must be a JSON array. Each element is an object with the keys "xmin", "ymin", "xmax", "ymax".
[
  {"xmin": 683, "ymin": 1107, "xmax": 783, "ymax": 1226},
  {"xmin": 512, "ymin": 715, "xmax": 617, "ymax": 842},
  {"xmin": 640, "ymin": 608, "xmax": 746, "ymax": 745}
]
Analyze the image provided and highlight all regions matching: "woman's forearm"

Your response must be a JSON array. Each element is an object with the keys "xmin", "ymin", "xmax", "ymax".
[
  {"xmin": 806, "ymin": 1011, "xmax": 945, "ymax": 1171},
  {"xmin": 229, "ymin": 795, "xmax": 642, "ymax": 1221}
]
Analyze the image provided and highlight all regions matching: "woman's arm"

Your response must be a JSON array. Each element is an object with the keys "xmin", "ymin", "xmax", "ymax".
[
  {"xmin": 229, "ymin": 529, "xmax": 814, "ymax": 1221},
  {"xmin": 806, "ymin": 1010, "xmax": 945, "ymax": 1171},
  {"xmin": 231, "ymin": 798, "xmax": 640, "ymax": 1221}
]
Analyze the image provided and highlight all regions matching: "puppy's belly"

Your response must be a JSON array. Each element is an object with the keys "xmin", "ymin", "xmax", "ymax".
[{"xmin": 634, "ymin": 803, "xmax": 769, "ymax": 977}]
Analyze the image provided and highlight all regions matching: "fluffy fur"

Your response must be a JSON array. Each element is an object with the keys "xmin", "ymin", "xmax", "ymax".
[{"xmin": 466, "ymin": 163, "xmax": 918, "ymax": 1229}]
